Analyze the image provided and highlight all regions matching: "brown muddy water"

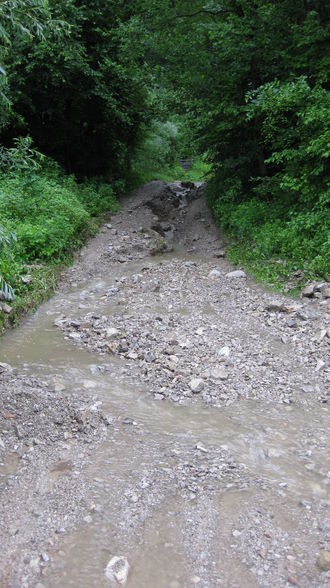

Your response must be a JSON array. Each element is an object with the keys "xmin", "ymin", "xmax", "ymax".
[{"xmin": 1, "ymin": 252, "xmax": 329, "ymax": 587}]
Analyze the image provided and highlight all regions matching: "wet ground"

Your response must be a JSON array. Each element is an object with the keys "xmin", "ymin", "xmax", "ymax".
[{"xmin": 0, "ymin": 181, "xmax": 329, "ymax": 587}]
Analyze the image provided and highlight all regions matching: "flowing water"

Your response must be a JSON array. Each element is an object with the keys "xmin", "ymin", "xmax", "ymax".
[
  {"xmin": 1, "ymin": 185, "xmax": 329, "ymax": 587},
  {"xmin": 1, "ymin": 259, "xmax": 329, "ymax": 587}
]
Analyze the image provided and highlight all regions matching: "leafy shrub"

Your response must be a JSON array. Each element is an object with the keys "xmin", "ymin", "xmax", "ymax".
[
  {"xmin": 0, "ymin": 157, "xmax": 119, "ymax": 307},
  {"xmin": 76, "ymin": 182, "xmax": 119, "ymax": 216},
  {"xmin": 0, "ymin": 172, "xmax": 90, "ymax": 260},
  {"xmin": 0, "ymin": 224, "xmax": 16, "ymax": 300}
]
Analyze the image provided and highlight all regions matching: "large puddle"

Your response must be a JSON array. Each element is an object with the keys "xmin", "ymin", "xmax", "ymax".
[{"xmin": 1, "ymin": 250, "xmax": 329, "ymax": 587}]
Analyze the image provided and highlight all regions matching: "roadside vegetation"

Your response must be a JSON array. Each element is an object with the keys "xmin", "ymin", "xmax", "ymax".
[
  {"xmin": 0, "ymin": 142, "xmax": 118, "ymax": 331},
  {"xmin": 0, "ymin": 1, "xmax": 329, "ymax": 329},
  {"xmin": 138, "ymin": 1, "xmax": 329, "ymax": 290}
]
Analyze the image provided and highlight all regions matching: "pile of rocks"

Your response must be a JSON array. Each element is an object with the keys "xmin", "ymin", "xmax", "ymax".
[{"xmin": 55, "ymin": 254, "xmax": 329, "ymax": 407}]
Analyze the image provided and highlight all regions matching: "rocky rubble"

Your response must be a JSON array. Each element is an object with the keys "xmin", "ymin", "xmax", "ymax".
[
  {"xmin": 0, "ymin": 364, "xmax": 107, "ymax": 587},
  {"xmin": 1, "ymin": 181, "xmax": 329, "ymax": 588},
  {"xmin": 55, "ymin": 255, "xmax": 329, "ymax": 408}
]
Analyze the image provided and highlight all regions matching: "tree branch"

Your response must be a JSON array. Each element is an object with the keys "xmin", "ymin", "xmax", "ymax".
[{"xmin": 173, "ymin": 9, "xmax": 224, "ymax": 20}]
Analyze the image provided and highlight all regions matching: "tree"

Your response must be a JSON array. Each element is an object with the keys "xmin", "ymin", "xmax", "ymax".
[{"xmin": 1, "ymin": 0, "xmax": 149, "ymax": 177}]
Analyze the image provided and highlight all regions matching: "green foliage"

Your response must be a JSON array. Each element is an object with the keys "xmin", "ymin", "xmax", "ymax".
[
  {"xmin": 75, "ymin": 181, "xmax": 119, "ymax": 216},
  {"xmin": 0, "ymin": 135, "xmax": 44, "ymax": 171},
  {"xmin": 2, "ymin": 0, "xmax": 149, "ymax": 177},
  {"xmin": 0, "ymin": 223, "xmax": 16, "ymax": 300},
  {"xmin": 130, "ymin": 114, "xmax": 211, "ymax": 184},
  {"xmin": 0, "ymin": 171, "xmax": 88, "ymax": 260},
  {"xmin": 0, "ymin": 0, "xmax": 66, "ymax": 123},
  {"xmin": 0, "ymin": 156, "xmax": 118, "ymax": 315},
  {"xmin": 142, "ymin": 0, "xmax": 329, "ymax": 284},
  {"xmin": 131, "ymin": 119, "xmax": 181, "ymax": 182},
  {"xmin": 1, "ymin": 0, "xmax": 329, "ymax": 308}
]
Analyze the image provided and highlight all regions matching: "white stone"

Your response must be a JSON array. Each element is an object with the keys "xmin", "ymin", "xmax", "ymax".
[
  {"xmin": 226, "ymin": 270, "xmax": 246, "ymax": 279},
  {"xmin": 209, "ymin": 367, "xmax": 228, "ymax": 381},
  {"xmin": 106, "ymin": 328, "xmax": 120, "ymax": 339},
  {"xmin": 82, "ymin": 380, "xmax": 97, "ymax": 389},
  {"xmin": 315, "ymin": 359, "xmax": 325, "ymax": 372},
  {"xmin": 219, "ymin": 346, "xmax": 230, "ymax": 359},
  {"xmin": 208, "ymin": 269, "xmax": 221, "ymax": 279},
  {"xmin": 105, "ymin": 556, "xmax": 130, "ymax": 585},
  {"xmin": 52, "ymin": 377, "xmax": 66, "ymax": 392},
  {"xmin": 189, "ymin": 378, "xmax": 205, "ymax": 393},
  {"xmin": 195, "ymin": 443, "xmax": 208, "ymax": 453}
]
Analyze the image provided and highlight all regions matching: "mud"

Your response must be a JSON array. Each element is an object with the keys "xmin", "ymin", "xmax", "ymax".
[{"xmin": 0, "ymin": 181, "xmax": 329, "ymax": 588}]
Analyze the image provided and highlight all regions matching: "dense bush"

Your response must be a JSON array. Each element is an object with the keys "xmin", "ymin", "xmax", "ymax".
[
  {"xmin": 141, "ymin": 1, "xmax": 329, "ymax": 284},
  {"xmin": 1, "ymin": 0, "xmax": 149, "ymax": 178},
  {"xmin": 208, "ymin": 75, "xmax": 329, "ymax": 280},
  {"xmin": 0, "ymin": 158, "xmax": 118, "ymax": 304}
]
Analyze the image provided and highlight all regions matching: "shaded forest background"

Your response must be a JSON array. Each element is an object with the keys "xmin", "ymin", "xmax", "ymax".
[{"xmin": 0, "ymin": 0, "xmax": 329, "ymax": 322}]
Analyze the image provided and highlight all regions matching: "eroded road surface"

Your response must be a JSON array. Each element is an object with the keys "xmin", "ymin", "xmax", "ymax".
[{"xmin": 0, "ymin": 181, "xmax": 329, "ymax": 588}]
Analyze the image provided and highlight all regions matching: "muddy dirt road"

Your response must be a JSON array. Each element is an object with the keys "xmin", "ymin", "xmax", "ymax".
[{"xmin": 0, "ymin": 182, "xmax": 329, "ymax": 587}]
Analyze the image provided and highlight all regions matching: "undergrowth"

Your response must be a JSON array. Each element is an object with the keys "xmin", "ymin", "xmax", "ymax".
[
  {"xmin": 0, "ymin": 159, "xmax": 119, "ymax": 332},
  {"xmin": 209, "ymin": 189, "xmax": 329, "ymax": 292}
]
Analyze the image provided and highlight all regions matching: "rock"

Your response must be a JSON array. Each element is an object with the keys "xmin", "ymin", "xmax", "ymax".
[
  {"xmin": 213, "ymin": 250, "xmax": 226, "ymax": 258},
  {"xmin": 265, "ymin": 301, "xmax": 284, "ymax": 312},
  {"xmin": 106, "ymin": 328, "xmax": 120, "ymax": 339},
  {"xmin": 315, "ymin": 359, "xmax": 325, "ymax": 372},
  {"xmin": 154, "ymin": 393, "xmax": 164, "ymax": 401},
  {"xmin": 105, "ymin": 556, "xmax": 130, "ymax": 585},
  {"xmin": 0, "ymin": 362, "xmax": 13, "ymax": 373},
  {"xmin": 195, "ymin": 443, "xmax": 208, "ymax": 453},
  {"xmin": 226, "ymin": 270, "xmax": 246, "ymax": 279},
  {"xmin": 189, "ymin": 378, "xmax": 205, "ymax": 393},
  {"xmin": 314, "ymin": 282, "xmax": 328, "ymax": 293},
  {"xmin": 21, "ymin": 274, "xmax": 32, "ymax": 284},
  {"xmin": 181, "ymin": 181, "xmax": 195, "ymax": 189},
  {"xmin": 318, "ymin": 329, "xmax": 327, "ymax": 342},
  {"xmin": 317, "ymin": 550, "xmax": 330, "ymax": 572},
  {"xmin": 301, "ymin": 284, "xmax": 315, "ymax": 298},
  {"xmin": 266, "ymin": 300, "xmax": 302, "ymax": 313},
  {"xmin": 52, "ymin": 377, "xmax": 66, "ymax": 392},
  {"xmin": 82, "ymin": 380, "xmax": 97, "ymax": 389},
  {"xmin": 208, "ymin": 269, "xmax": 221, "ymax": 279},
  {"xmin": 232, "ymin": 529, "xmax": 242, "ymax": 538},
  {"xmin": 0, "ymin": 302, "xmax": 12, "ymax": 313},
  {"xmin": 0, "ymin": 437, "xmax": 5, "ymax": 450},
  {"xmin": 40, "ymin": 552, "xmax": 50, "ymax": 563},
  {"xmin": 323, "ymin": 288, "xmax": 330, "ymax": 299},
  {"xmin": 208, "ymin": 367, "xmax": 228, "ymax": 381},
  {"xmin": 218, "ymin": 346, "xmax": 230, "ymax": 360}
]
